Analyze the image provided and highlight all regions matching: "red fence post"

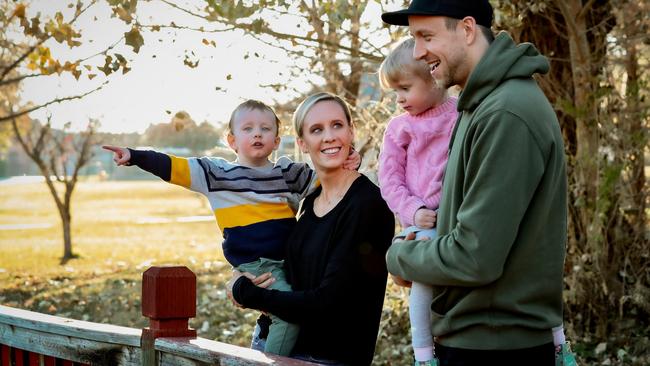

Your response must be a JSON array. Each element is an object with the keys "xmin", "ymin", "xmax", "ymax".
[{"xmin": 141, "ymin": 266, "xmax": 197, "ymax": 365}]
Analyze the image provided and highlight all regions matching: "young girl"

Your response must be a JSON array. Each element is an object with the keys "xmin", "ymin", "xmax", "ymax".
[{"xmin": 377, "ymin": 38, "xmax": 458, "ymax": 366}]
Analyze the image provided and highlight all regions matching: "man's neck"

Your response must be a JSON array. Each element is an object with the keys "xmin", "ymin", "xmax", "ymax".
[{"xmin": 459, "ymin": 34, "xmax": 491, "ymax": 89}]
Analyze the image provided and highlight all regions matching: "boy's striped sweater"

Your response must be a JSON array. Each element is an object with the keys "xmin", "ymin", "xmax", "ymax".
[{"xmin": 128, "ymin": 149, "xmax": 318, "ymax": 266}]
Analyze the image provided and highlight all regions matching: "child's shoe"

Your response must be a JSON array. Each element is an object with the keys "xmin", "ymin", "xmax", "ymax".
[
  {"xmin": 414, "ymin": 359, "xmax": 439, "ymax": 366},
  {"xmin": 555, "ymin": 342, "xmax": 578, "ymax": 366}
]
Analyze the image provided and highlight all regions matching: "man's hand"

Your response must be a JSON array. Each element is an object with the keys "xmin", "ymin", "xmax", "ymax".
[
  {"xmin": 102, "ymin": 145, "xmax": 131, "ymax": 166},
  {"xmin": 391, "ymin": 274, "xmax": 412, "ymax": 288},
  {"xmin": 343, "ymin": 146, "xmax": 361, "ymax": 170},
  {"xmin": 387, "ymin": 231, "xmax": 416, "ymax": 288},
  {"xmin": 414, "ymin": 208, "xmax": 437, "ymax": 229}
]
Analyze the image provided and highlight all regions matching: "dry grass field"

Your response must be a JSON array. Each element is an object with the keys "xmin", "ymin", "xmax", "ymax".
[
  {"xmin": 0, "ymin": 180, "xmax": 223, "ymax": 280},
  {"xmin": 0, "ymin": 180, "xmax": 258, "ymax": 345}
]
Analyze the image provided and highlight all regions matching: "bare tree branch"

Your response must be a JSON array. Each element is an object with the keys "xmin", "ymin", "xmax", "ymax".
[
  {"xmin": 0, "ymin": 82, "xmax": 107, "ymax": 123},
  {"xmin": 0, "ymin": 73, "xmax": 42, "ymax": 86}
]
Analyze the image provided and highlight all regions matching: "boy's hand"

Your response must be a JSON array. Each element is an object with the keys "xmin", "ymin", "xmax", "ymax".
[
  {"xmin": 102, "ymin": 145, "xmax": 131, "ymax": 166},
  {"xmin": 343, "ymin": 146, "xmax": 361, "ymax": 171},
  {"xmin": 414, "ymin": 208, "xmax": 436, "ymax": 229}
]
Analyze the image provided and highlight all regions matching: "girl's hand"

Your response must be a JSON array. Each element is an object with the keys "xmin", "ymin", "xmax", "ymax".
[
  {"xmin": 343, "ymin": 146, "xmax": 361, "ymax": 170},
  {"xmin": 414, "ymin": 208, "xmax": 437, "ymax": 229},
  {"xmin": 102, "ymin": 145, "xmax": 131, "ymax": 166}
]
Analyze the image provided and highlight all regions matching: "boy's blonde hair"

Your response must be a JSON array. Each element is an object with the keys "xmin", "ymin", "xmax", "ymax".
[
  {"xmin": 378, "ymin": 38, "xmax": 432, "ymax": 89},
  {"xmin": 292, "ymin": 92, "xmax": 353, "ymax": 137},
  {"xmin": 228, "ymin": 100, "xmax": 281, "ymax": 136}
]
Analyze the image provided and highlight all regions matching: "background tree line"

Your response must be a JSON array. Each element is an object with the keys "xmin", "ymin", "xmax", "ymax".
[{"xmin": 1, "ymin": 0, "xmax": 648, "ymax": 364}]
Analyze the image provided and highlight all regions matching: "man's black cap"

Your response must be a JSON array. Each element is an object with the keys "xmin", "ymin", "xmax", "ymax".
[{"xmin": 381, "ymin": 0, "xmax": 494, "ymax": 28}]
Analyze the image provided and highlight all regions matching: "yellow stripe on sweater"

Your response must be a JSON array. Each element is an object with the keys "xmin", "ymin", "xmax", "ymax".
[
  {"xmin": 215, "ymin": 203, "xmax": 295, "ymax": 230},
  {"xmin": 169, "ymin": 155, "xmax": 191, "ymax": 188}
]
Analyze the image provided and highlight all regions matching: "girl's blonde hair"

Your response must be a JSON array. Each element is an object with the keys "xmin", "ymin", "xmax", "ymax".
[
  {"xmin": 292, "ymin": 92, "xmax": 353, "ymax": 137},
  {"xmin": 378, "ymin": 38, "xmax": 432, "ymax": 89}
]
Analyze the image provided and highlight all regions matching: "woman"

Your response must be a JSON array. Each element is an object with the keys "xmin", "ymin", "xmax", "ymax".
[{"xmin": 227, "ymin": 92, "xmax": 394, "ymax": 365}]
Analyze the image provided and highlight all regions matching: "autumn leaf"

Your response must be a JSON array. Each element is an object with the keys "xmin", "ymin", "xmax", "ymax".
[
  {"xmin": 124, "ymin": 26, "xmax": 144, "ymax": 53},
  {"xmin": 114, "ymin": 7, "xmax": 133, "ymax": 23},
  {"xmin": 98, "ymin": 55, "xmax": 114, "ymax": 76},
  {"xmin": 226, "ymin": 74, "xmax": 232, "ymax": 80},
  {"xmin": 12, "ymin": 3, "xmax": 26, "ymax": 19}
]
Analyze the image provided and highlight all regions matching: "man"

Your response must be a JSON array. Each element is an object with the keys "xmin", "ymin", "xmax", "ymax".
[{"xmin": 382, "ymin": 1, "xmax": 570, "ymax": 365}]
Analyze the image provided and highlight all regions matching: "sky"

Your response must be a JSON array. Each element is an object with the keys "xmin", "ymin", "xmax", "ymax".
[{"xmin": 17, "ymin": 1, "xmax": 387, "ymax": 134}]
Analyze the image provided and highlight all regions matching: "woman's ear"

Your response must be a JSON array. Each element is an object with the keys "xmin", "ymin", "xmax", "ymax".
[{"xmin": 296, "ymin": 137, "xmax": 309, "ymax": 153}]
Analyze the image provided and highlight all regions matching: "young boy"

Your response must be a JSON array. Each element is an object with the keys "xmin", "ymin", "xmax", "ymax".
[
  {"xmin": 103, "ymin": 100, "xmax": 359, "ymax": 356},
  {"xmin": 377, "ymin": 38, "xmax": 458, "ymax": 366}
]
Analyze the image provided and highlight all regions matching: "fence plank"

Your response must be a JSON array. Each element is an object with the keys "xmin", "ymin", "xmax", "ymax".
[
  {"xmin": 15, "ymin": 348, "xmax": 25, "ymax": 365},
  {"xmin": 156, "ymin": 338, "xmax": 320, "ymax": 366},
  {"xmin": 0, "ymin": 322, "xmax": 141, "ymax": 365},
  {"xmin": 0, "ymin": 306, "xmax": 141, "ymax": 347},
  {"xmin": 1, "ymin": 345, "xmax": 9, "ymax": 366},
  {"xmin": 28, "ymin": 351, "xmax": 39, "ymax": 366}
]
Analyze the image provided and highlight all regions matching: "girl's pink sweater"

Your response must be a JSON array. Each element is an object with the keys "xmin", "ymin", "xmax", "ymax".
[{"xmin": 378, "ymin": 97, "xmax": 458, "ymax": 227}]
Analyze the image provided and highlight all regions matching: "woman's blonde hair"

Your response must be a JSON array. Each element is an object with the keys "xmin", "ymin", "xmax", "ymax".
[
  {"xmin": 292, "ymin": 92, "xmax": 353, "ymax": 137},
  {"xmin": 378, "ymin": 38, "xmax": 432, "ymax": 89}
]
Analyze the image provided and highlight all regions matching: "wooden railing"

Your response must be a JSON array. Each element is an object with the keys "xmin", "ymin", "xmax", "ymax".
[{"xmin": 0, "ymin": 266, "xmax": 316, "ymax": 365}]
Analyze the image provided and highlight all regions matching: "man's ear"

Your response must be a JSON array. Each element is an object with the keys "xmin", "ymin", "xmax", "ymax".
[
  {"xmin": 461, "ymin": 16, "xmax": 478, "ymax": 45},
  {"xmin": 227, "ymin": 133, "xmax": 237, "ymax": 152}
]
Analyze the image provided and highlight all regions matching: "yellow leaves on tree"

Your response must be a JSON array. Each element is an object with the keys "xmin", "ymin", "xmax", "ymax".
[{"xmin": 45, "ymin": 12, "xmax": 82, "ymax": 47}]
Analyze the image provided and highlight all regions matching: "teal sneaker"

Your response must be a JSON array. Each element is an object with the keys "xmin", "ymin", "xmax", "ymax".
[
  {"xmin": 414, "ymin": 359, "xmax": 439, "ymax": 366},
  {"xmin": 555, "ymin": 342, "xmax": 578, "ymax": 366}
]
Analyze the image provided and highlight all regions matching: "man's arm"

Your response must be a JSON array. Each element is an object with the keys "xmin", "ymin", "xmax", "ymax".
[{"xmin": 387, "ymin": 113, "xmax": 546, "ymax": 286}]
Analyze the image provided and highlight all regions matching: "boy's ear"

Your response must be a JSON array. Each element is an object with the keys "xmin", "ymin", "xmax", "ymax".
[
  {"xmin": 273, "ymin": 136, "xmax": 281, "ymax": 151},
  {"xmin": 226, "ymin": 133, "xmax": 237, "ymax": 152}
]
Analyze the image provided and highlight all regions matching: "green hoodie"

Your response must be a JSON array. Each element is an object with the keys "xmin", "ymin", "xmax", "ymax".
[{"xmin": 386, "ymin": 32, "xmax": 567, "ymax": 350}]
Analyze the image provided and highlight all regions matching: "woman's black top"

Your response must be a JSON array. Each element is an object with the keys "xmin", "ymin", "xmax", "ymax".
[{"xmin": 233, "ymin": 175, "xmax": 394, "ymax": 365}]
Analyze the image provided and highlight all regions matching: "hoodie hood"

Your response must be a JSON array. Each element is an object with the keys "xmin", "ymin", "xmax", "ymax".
[{"xmin": 458, "ymin": 32, "xmax": 550, "ymax": 112}]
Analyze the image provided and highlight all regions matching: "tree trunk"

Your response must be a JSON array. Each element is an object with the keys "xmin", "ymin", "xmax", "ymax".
[
  {"xmin": 60, "ymin": 209, "xmax": 74, "ymax": 264},
  {"xmin": 624, "ymin": 27, "xmax": 646, "ymax": 237},
  {"xmin": 558, "ymin": 0, "xmax": 600, "ymax": 250}
]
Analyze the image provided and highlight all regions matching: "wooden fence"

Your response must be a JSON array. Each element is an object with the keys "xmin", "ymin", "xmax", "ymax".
[{"xmin": 0, "ymin": 266, "xmax": 316, "ymax": 365}]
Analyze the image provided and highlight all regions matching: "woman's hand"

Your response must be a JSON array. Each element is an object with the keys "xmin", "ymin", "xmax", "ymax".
[
  {"xmin": 226, "ymin": 270, "xmax": 276, "ymax": 308},
  {"xmin": 102, "ymin": 145, "xmax": 131, "ymax": 166}
]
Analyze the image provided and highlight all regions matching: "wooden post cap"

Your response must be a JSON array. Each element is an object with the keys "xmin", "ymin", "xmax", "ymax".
[{"xmin": 141, "ymin": 266, "xmax": 197, "ymax": 338}]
